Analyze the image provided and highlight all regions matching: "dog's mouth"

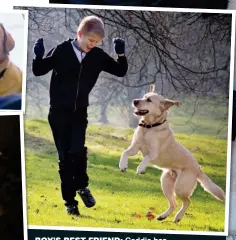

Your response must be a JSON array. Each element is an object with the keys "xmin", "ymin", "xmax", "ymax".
[{"xmin": 134, "ymin": 109, "xmax": 149, "ymax": 116}]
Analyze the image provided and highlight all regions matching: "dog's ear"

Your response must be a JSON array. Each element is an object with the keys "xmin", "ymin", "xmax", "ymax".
[
  {"xmin": 0, "ymin": 23, "xmax": 15, "ymax": 57},
  {"xmin": 149, "ymin": 84, "xmax": 155, "ymax": 93},
  {"xmin": 163, "ymin": 99, "xmax": 180, "ymax": 110}
]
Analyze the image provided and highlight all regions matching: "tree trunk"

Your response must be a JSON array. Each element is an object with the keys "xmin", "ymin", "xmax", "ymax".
[{"xmin": 99, "ymin": 103, "xmax": 109, "ymax": 124}]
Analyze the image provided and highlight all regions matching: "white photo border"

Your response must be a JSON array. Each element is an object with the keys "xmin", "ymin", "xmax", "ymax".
[{"xmin": 12, "ymin": 3, "xmax": 236, "ymax": 237}]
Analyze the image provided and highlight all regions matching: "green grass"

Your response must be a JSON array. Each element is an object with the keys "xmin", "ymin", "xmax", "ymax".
[{"xmin": 24, "ymin": 119, "xmax": 227, "ymax": 233}]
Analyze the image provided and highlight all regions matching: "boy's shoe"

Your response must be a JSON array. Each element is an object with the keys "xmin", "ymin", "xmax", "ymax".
[
  {"xmin": 78, "ymin": 188, "xmax": 96, "ymax": 208},
  {"xmin": 67, "ymin": 205, "xmax": 80, "ymax": 216}
]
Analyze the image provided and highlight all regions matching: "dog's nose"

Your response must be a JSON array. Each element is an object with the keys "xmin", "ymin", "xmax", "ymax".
[{"xmin": 133, "ymin": 100, "xmax": 139, "ymax": 106}]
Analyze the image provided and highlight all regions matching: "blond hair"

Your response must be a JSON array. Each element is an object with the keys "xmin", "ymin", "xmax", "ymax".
[{"xmin": 78, "ymin": 16, "xmax": 105, "ymax": 38}]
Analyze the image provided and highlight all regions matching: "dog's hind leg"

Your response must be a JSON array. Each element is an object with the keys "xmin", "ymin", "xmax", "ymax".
[
  {"xmin": 157, "ymin": 170, "xmax": 177, "ymax": 221},
  {"xmin": 173, "ymin": 170, "xmax": 197, "ymax": 223},
  {"xmin": 119, "ymin": 145, "xmax": 139, "ymax": 172}
]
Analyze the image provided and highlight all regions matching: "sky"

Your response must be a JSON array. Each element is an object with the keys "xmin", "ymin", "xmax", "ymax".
[{"xmin": 0, "ymin": 12, "xmax": 26, "ymax": 70}]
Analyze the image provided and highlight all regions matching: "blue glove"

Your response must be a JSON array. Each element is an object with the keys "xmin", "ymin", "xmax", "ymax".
[
  {"xmin": 113, "ymin": 37, "xmax": 125, "ymax": 55},
  {"xmin": 34, "ymin": 38, "xmax": 45, "ymax": 58}
]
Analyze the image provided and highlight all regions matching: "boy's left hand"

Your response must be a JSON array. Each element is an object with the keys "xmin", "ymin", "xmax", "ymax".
[{"xmin": 113, "ymin": 38, "xmax": 125, "ymax": 55}]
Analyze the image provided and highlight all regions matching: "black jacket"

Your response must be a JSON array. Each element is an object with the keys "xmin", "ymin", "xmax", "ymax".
[{"xmin": 32, "ymin": 39, "xmax": 128, "ymax": 111}]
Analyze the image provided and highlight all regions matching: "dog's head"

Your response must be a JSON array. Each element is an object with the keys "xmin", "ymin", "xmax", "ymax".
[{"xmin": 133, "ymin": 92, "xmax": 180, "ymax": 118}]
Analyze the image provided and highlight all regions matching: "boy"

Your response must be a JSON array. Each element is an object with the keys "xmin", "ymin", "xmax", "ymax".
[{"xmin": 32, "ymin": 15, "xmax": 128, "ymax": 216}]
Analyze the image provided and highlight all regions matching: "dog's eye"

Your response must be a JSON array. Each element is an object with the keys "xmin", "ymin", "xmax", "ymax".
[{"xmin": 147, "ymin": 98, "xmax": 152, "ymax": 102}]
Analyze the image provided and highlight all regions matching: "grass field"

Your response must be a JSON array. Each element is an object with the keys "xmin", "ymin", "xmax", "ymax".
[{"xmin": 24, "ymin": 118, "xmax": 227, "ymax": 233}]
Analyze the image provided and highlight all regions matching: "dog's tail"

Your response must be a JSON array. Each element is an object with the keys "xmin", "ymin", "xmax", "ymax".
[{"xmin": 197, "ymin": 169, "xmax": 225, "ymax": 201}]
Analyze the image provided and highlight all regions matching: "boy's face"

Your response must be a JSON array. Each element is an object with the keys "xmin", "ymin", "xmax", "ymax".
[{"xmin": 78, "ymin": 31, "xmax": 103, "ymax": 53}]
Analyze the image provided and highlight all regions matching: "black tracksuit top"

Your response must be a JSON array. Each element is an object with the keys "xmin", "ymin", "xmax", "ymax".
[{"xmin": 32, "ymin": 38, "xmax": 128, "ymax": 111}]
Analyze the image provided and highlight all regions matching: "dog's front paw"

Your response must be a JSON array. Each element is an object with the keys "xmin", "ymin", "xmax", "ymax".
[
  {"xmin": 119, "ymin": 159, "xmax": 128, "ymax": 172},
  {"xmin": 136, "ymin": 162, "xmax": 147, "ymax": 174}
]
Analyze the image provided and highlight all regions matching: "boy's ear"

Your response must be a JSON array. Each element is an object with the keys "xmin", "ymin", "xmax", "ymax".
[
  {"xmin": 78, "ymin": 30, "xmax": 82, "ymax": 38},
  {"xmin": 163, "ymin": 99, "xmax": 180, "ymax": 110}
]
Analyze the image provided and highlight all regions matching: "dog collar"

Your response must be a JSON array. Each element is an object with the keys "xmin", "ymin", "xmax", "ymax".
[
  {"xmin": 0, "ymin": 68, "xmax": 6, "ymax": 78},
  {"xmin": 139, "ymin": 120, "xmax": 166, "ymax": 128}
]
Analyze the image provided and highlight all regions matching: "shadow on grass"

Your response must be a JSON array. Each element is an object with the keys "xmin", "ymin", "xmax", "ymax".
[{"xmin": 25, "ymin": 132, "xmax": 57, "ymax": 161}]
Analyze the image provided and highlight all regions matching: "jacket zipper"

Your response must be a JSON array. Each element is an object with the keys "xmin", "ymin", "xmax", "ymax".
[
  {"xmin": 73, "ymin": 44, "xmax": 87, "ymax": 112},
  {"xmin": 74, "ymin": 63, "xmax": 83, "ymax": 112}
]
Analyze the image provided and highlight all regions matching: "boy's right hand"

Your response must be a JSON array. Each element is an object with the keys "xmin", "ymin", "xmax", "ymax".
[
  {"xmin": 34, "ymin": 38, "xmax": 45, "ymax": 58},
  {"xmin": 113, "ymin": 37, "xmax": 125, "ymax": 55}
]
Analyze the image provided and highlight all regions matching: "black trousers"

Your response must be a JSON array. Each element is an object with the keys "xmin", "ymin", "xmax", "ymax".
[
  {"xmin": 233, "ymin": 90, "xmax": 236, "ymax": 141},
  {"xmin": 48, "ymin": 108, "xmax": 89, "ymax": 206}
]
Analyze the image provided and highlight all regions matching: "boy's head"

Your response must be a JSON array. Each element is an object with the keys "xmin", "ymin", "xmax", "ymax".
[{"xmin": 77, "ymin": 16, "xmax": 105, "ymax": 53}]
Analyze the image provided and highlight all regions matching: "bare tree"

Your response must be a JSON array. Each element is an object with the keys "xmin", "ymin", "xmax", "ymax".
[{"xmin": 19, "ymin": 6, "xmax": 231, "ymax": 134}]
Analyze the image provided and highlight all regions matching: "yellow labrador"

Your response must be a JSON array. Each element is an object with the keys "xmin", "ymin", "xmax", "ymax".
[
  {"xmin": 119, "ymin": 91, "xmax": 225, "ymax": 222},
  {"xmin": 0, "ymin": 23, "xmax": 22, "ymax": 96}
]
